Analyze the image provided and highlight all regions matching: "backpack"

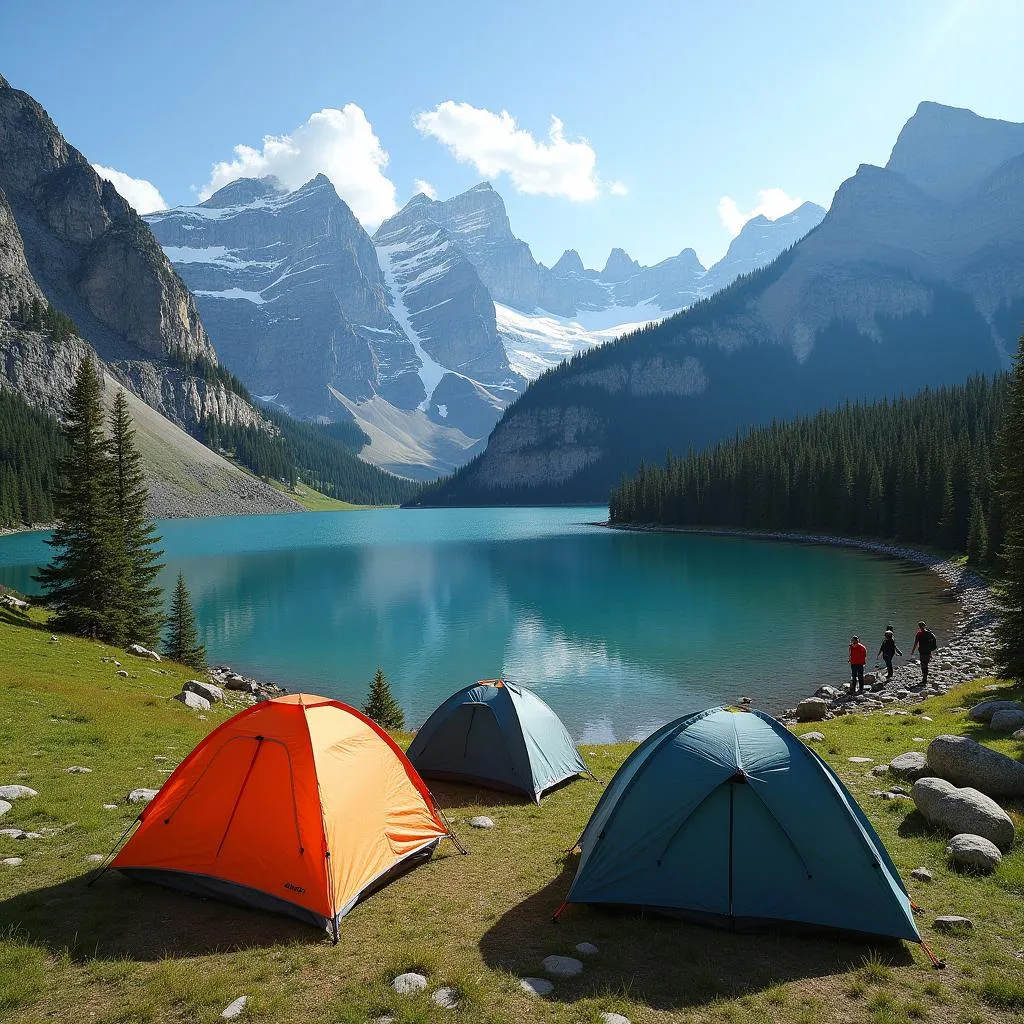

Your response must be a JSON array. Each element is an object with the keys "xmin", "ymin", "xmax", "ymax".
[{"xmin": 922, "ymin": 629, "xmax": 938, "ymax": 654}]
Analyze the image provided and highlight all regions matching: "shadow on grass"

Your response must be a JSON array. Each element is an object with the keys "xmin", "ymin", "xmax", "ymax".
[
  {"xmin": 478, "ymin": 857, "xmax": 914, "ymax": 1011},
  {"xmin": 0, "ymin": 605, "xmax": 43, "ymax": 629},
  {"xmin": 0, "ymin": 870, "xmax": 318, "ymax": 961},
  {"xmin": 428, "ymin": 775, "xmax": 588, "ymax": 810}
]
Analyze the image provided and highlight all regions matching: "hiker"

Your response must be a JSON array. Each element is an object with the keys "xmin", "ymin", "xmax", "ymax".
[
  {"xmin": 877, "ymin": 628, "xmax": 903, "ymax": 680},
  {"xmin": 849, "ymin": 634, "xmax": 868, "ymax": 694},
  {"xmin": 911, "ymin": 621, "xmax": 938, "ymax": 684}
]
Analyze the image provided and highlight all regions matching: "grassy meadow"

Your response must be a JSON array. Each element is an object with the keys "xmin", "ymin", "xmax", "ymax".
[{"xmin": 1, "ymin": 605, "xmax": 1023, "ymax": 1024}]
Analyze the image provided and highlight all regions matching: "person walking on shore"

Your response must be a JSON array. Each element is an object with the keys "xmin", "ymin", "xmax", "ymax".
[
  {"xmin": 849, "ymin": 635, "xmax": 868, "ymax": 694},
  {"xmin": 911, "ymin": 621, "xmax": 938, "ymax": 685},
  {"xmin": 877, "ymin": 628, "xmax": 903, "ymax": 680}
]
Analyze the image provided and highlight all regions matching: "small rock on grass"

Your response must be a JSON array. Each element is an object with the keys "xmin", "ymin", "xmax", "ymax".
[
  {"xmin": 102, "ymin": 804, "xmax": 118, "ymax": 810},
  {"xmin": 934, "ymin": 916, "xmax": 973, "ymax": 932},
  {"xmin": 601, "ymin": 1014, "xmax": 631, "ymax": 1024},
  {"xmin": 520, "ymin": 977, "xmax": 554, "ymax": 997},
  {"xmin": 431, "ymin": 987, "xmax": 460, "ymax": 1008},
  {"xmin": 470, "ymin": 816, "xmax": 494, "ymax": 829},
  {"xmin": 946, "ymin": 833, "xmax": 1002, "ymax": 872},
  {"xmin": 3, "ymin": 857, "xmax": 23, "ymax": 867},
  {"xmin": 848, "ymin": 757, "xmax": 874, "ymax": 764},
  {"xmin": 799, "ymin": 732, "xmax": 824, "ymax": 743},
  {"xmin": 127, "ymin": 788, "xmax": 159, "ymax": 804},
  {"xmin": 84, "ymin": 854, "xmax": 104, "ymax": 864},
  {"xmin": 542, "ymin": 955, "xmax": 583, "ymax": 977},
  {"xmin": 910, "ymin": 867, "xmax": 933, "ymax": 882},
  {"xmin": 392, "ymin": 973, "xmax": 427, "ymax": 995},
  {"xmin": 66, "ymin": 766, "xmax": 92, "ymax": 773},
  {"xmin": 173, "ymin": 690, "xmax": 211, "ymax": 711},
  {"xmin": 575, "ymin": 941, "xmax": 599, "ymax": 956},
  {"xmin": 220, "ymin": 995, "xmax": 248, "ymax": 1019}
]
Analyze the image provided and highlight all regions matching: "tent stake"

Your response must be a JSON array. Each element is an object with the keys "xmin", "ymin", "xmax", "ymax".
[{"xmin": 86, "ymin": 815, "xmax": 141, "ymax": 886}]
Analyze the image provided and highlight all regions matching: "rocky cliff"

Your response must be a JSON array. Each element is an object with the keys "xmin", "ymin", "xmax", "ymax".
[
  {"xmin": 0, "ymin": 73, "xmax": 263, "ymax": 435},
  {"xmin": 418, "ymin": 103, "xmax": 1022, "ymax": 506}
]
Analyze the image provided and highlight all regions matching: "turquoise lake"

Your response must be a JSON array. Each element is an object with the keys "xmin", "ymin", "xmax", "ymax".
[{"xmin": 0, "ymin": 507, "xmax": 955, "ymax": 741}]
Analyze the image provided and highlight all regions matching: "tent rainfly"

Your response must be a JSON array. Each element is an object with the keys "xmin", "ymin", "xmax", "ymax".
[
  {"xmin": 407, "ymin": 679, "xmax": 588, "ymax": 803},
  {"xmin": 558, "ymin": 706, "xmax": 939, "ymax": 958},
  {"xmin": 110, "ymin": 694, "xmax": 455, "ymax": 939}
]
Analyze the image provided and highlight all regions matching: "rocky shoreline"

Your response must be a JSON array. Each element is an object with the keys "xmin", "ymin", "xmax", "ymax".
[{"xmin": 604, "ymin": 523, "xmax": 1001, "ymax": 722}]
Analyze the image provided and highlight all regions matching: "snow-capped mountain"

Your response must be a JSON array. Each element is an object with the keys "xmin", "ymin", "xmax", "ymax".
[{"xmin": 147, "ymin": 176, "xmax": 824, "ymax": 478}]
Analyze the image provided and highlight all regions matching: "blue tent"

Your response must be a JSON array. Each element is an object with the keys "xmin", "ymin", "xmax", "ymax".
[
  {"xmin": 561, "ymin": 707, "xmax": 921, "ymax": 943},
  {"xmin": 407, "ymin": 680, "xmax": 588, "ymax": 803}
]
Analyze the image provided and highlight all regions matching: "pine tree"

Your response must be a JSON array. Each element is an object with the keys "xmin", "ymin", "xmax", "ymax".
[
  {"xmin": 996, "ymin": 335, "xmax": 1024, "ymax": 680},
  {"xmin": 164, "ymin": 572, "xmax": 206, "ymax": 669},
  {"xmin": 363, "ymin": 667, "xmax": 405, "ymax": 730},
  {"xmin": 34, "ymin": 358, "xmax": 123, "ymax": 639},
  {"xmin": 966, "ymin": 496, "xmax": 988, "ymax": 566},
  {"xmin": 107, "ymin": 390, "xmax": 165, "ymax": 646}
]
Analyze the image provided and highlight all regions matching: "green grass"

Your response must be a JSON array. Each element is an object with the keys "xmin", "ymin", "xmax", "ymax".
[
  {"xmin": 2, "ymin": 608, "xmax": 1024, "ymax": 1023},
  {"xmin": 267, "ymin": 479, "xmax": 390, "ymax": 511}
]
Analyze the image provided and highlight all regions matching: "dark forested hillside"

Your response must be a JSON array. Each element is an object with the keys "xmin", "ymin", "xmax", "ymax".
[
  {"xmin": 609, "ymin": 375, "xmax": 1007, "ymax": 561},
  {"xmin": 0, "ymin": 388, "xmax": 64, "ymax": 528}
]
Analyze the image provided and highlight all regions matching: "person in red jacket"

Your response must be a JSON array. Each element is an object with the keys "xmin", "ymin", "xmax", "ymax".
[{"xmin": 849, "ymin": 635, "xmax": 868, "ymax": 694}]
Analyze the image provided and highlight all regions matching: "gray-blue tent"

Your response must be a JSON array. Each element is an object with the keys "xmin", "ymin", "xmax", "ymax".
[
  {"xmin": 560, "ymin": 707, "xmax": 922, "ymax": 944},
  {"xmin": 407, "ymin": 680, "xmax": 588, "ymax": 803}
]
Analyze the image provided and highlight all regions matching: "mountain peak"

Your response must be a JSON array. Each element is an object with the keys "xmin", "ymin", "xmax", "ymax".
[
  {"xmin": 202, "ymin": 176, "xmax": 286, "ymax": 208},
  {"xmin": 469, "ymin": 181, "xmax": 494, "ymax": 192},
  {"xmin": 600, "ymin": 247, "xmax": 642, "ymax": 282},
  {"xmin": 886, "ymin": 101, "xmax": 1024, "ymax": 203},
  {"xmin": 552, "ymin": 249, "xmax": 586, "ymax": 277}
]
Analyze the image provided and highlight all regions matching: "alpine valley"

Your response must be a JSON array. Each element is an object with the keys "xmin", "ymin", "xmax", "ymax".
[
  {"xmin": 420, "ymin": 102, "xmax": 1024, "ymax": 504},
  {"xmin": 146, "ymin": 177, "xmax": 825, "ymax": 478}
]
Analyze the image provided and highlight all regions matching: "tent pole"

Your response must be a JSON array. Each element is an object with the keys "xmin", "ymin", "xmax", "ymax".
[
  {"xmin": 85, "ymin": 815, "xmax": 141, "ymax": 886},
  {"xmin": 437, "ymin": 807, "xmax": 469, "ymax": 855}
]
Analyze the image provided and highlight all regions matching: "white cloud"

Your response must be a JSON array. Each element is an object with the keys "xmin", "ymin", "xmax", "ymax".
[
  {"xmin": 717, "ymin": 187, "xmax": 804, "ymax": 236},
  {"xmin": 413, "ymin": 178, "xmax": 438, "ymax": 200},
  {"xmin": 414, "ymin": 101, "xmax": 609, "ymax": 201},
  {"xmin": 199, "ymin": 106, "xmax": 398, "ymax": 227},
  {"xmin": 93, "ymin": 164, "xmax": 168, "ymax": 214},
  {"xmin": 609, "ymin": 181, "xmax": 629, "ymax": 197}
]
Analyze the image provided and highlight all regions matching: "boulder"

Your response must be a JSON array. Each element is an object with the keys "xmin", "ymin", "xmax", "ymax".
[
  {"xmin": 520, "ymin": 977, "xmax": 554, "ymax": 997},
  {"xmin": 989, "ymin": 709, "xmax": 1024, "ymax": 733},
  {"xmin": 945, "ymin": 833, "xmax": 1002, "ymax": 873},
  {"xmin": 0, "ymin": 785, "xmax": 37, "ymax": 801},
  {"xmin": 799, "ymin": 732, "xmax": 825, "ymax": 743},
  {"xmin": 542, "ymin": 955, "xmax": 583, "ymax": 978},
  {"xmin": 183, "ymin": 680, "xmax": 224, "ymax": 704},
  {"xmin": 126, "ymin": 644, "xmax": 161, "ymax": 661},
  {"xmin": 967, "ymin": 699, "xmax": 1023, "ymax": 723},
  {"xmin": 173, "ymin": 690, "xmax": 211, "ymax": 712},
  {"xmin": 392, "ymin": 973, "xmax": 428, "ymax": 995},
  {"xmin": 815, "ymin": 686, "xmax": 841, "ymax": 700},
  {"xmin": 224, "ymin": 675, "xmax": 259, "ymax": 694},
  {"xmin": 911, "ymin": 777, "xmax": 1014, "ymax": 849},
  {"xmin": 0, "ymin": 800, "xmax": 13, "ymax": 818},
  {"xmin": 927, "ymin": 734, "xmax": 1024, "ymax": 797},
  {"xmin": 795, "ymin": 698, "xmax": 829, "ymax": 722},
  {"xmin": 889, "ymin": 751, "xmax": 928, "ymax": 780},
  {"xmin": 934, "ymin": 916, "xmax": 973, "ymax": 932},
  {"xmin": 127, "ymin": 788, "xmax": 159, "ymax": 804}
]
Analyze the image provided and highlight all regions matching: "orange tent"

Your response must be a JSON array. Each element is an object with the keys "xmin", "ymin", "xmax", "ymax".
[{"xmin": 112, "ymin": 694, "xmax": 453, "ymax": 938}]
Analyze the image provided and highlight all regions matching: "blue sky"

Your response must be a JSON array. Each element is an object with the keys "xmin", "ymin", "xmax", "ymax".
[{"xmin": 3, "ymin": 0, "xmax": 1022, "ymax": 268}]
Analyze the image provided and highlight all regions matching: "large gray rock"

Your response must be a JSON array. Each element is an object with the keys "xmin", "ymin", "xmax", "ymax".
[
  {"xmin": 927, "ymin": 734, "xmax": 1024, "ymax": 797},
  {"xmin": 520, "ymin": 977, "xmax": 554, "ymax": 997},
  {"xmin": 0, "ymin": 801, "xmax": 13, "ymax": 818},
  {"xmin": 889, "ymin": 751, "xmax": 928, "ymax": 780},
  {"xmin": 173, "ymin": 690, "xmax": 211, "ymax": 711},
  {"xmin": 183, "ymin": 679, "xmax": 224, "ymax": 703},
  {"xmin": 967, "ymin": 699, "xmax": 1024, "ymax": 723},
  {"xmin": 945, "ymin": 833, "xmax": 1002, "ymax": 872},
  {"xmin": 392, "ymin": 972, "xmax": 428, "ymax": 995},
  {"xmin": 989, "ymin": 708, "xmax": 1024, "ymax": 733},
  {"xmin": 0, "ymin": 785, "xmax": 37, "ymax": 800},
  {"xmin": 795, "ymin": 698, "xmax": 829, "ymax": 722},
  {"xmin": 911, "ymin": 777, "xmax": 1015, "ymax": 849}
]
